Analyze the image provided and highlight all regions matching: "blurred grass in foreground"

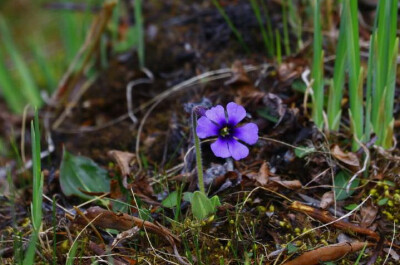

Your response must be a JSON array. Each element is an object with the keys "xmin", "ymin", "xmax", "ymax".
[{"xmin": 0, "ymin": 0, "xmax": 145, "ymax": 113}]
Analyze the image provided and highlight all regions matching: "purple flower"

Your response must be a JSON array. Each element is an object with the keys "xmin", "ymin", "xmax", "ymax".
[{"xmin": 196, "ymin": 102, "xmax": 258, "ymax": 160}]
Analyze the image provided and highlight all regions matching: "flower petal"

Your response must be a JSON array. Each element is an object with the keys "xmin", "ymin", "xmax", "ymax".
[
  {"xmin": 196, "ymin": 116, "xmax": 219, "ymax": 138},
  {"xmin": 233, "ymin": 123, "xmax": 259, "ymax": 145},
  {"xmin": 227, "ymin": 102, "xmax": 246, "ymax": 126},
  {"xmin": 210, "ymin": 138, "xmax": 231, "ymax": 158},
  {"xmin": 205, "ymin": 105, "xmax": 226, "ymax": 125},
  {"xmin": 227, "ymin": 139, "xmax": 249, "ymax": 160}
]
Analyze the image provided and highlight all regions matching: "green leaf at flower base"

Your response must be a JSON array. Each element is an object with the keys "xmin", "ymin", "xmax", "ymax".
[
  {"xmin": 60, "ymin": 149, "xmax": 110, "ymax": 199},
  {"xmin": 183, "ymin": 192, "xmax": 194, "ymax": 203},
  {"xmin": 191, "ymin": 191, "xmax": 218, "ymax": 220},
  {"xmin": 162, "ymin": 191, "xmax": 178, "ymax": 208},
  {"xmin": 210, "ymin": 195, "xmax": 221, "ymax": 208},
  {"xmin": 334, "ymin": 171, "xmax": 359, "ymax": 201}
]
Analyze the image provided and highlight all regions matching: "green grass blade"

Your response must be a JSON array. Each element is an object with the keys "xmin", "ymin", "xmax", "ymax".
[
  {"xmin": 344, "ymin": 0, "xmax": 363, "ymax": 150},
  {"xmin": 364, "ymin": 34, "xmax": 375, "ymax": 143},
  {"xmin": 31, "ymin": 110, "xmax": 42, "ymax": 231},
  {"xmin": 30, "ymin": 41, "xmax": 57, "ymax": 92},
  {"xmin": 60, "ymin": 12, "xmax": 82, "ymax": 64},
  {"xmin": 0, "ymin": 48, "xmax": 24, "ymax": 113},
  {"xmin": 282, "ymin": 0, "xmax": 291, "ymax": 56},
  {"xmin": 23, "ymin": 233, "xmax": 39, "ymax": 265},
  {"xmin": 287, "ymin": 0, "xmax": 302, "ymax": 50},
  {"xmin": 382, "ymin": 37, "xmax": 399, "ymax": 147},
  {"xmin": 249, "ymin": 0, "xmax": 272, "ymax": 56},
  {"xmin": 24, "ymin": 109, "xmax": 43, "ymax": 264},
  {"xmin": 275, "ymin": 29, "xmax": 282, "ymax": 64},
  {"xmin": 311, "ymin": 0, "xmax": 324, "ymax": 129},
  {"xmin": 371, "ymin": 0, "xmax": 398, "ymax": 147},
  {"xmin": 0, "ymin": 15, "xmax": 42, "ymax": 107},
  {"xmin": 211, "ymin": 0, "xmax": 250, "ymax": 53},
  {"xmin": 327, "ymin": 2, "xmax": 347, "ymax": 131},
  {"xmin": 260, "ymin": 0, "xmax": 275, "ymax": 55}
]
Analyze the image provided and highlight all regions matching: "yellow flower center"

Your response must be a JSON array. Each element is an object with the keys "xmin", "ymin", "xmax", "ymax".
[{"xmin": 220, "ymin": 126, "xmax": 230, "ymax": 137}]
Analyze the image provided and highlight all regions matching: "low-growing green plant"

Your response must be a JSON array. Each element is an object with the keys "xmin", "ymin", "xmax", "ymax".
[{"xmin": 23, "ymin": 109, "xmax": 43, "ymax": 265}]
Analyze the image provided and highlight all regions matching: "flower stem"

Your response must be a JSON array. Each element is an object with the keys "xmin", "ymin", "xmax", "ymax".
[{"xmin": 192, "ymin": 111, "xmax": 205, "ymax": 194}]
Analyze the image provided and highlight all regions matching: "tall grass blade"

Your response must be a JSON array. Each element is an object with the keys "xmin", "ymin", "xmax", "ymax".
[
  {"xmin": 287, "ymin": 0, "xmax": 302, "ymax": 50},
  {"xmin": 311, "ymin": 0, "xmax": 324, "ymax": 129},
  {"xmin": 344, "ymin": 0, "xmax": 363, "ymax": 150},
  {"xmin": 275, "ymin": 29, "xmax": 282, "ymax": 64},
  {"xmin": 0, "ymin": 48, "xmax": 24, "ymax": 113},
  {"xmin": 211, "ymin": 0, "xmax": 250, "ymax": 53},
  {"xmin": 60, "ymin": 11, "xmax": 82, "ymax": 64},
  {"xmin": 371, "ymin": 0, "xmax": 398, "ymax": 148},
  {"xmin": 249, "ymin": 0, "xmax": 273, "ymax": 56},
  {"xmin": 327, "ymin": 2, "xmax": 347, "ymax": 131},
  {"xmin": 23, "ymin": 109, "xmax": 43, "ymax": 264},
  {"xmin": 0, "ymin": 15, "xmax": 42, "ymax": 107},
  {"xmin": 364, "ymin": 34, "xmax": 375, "ymax": 143},
  {"xmin": 259, "ymin": 0, "xmax": 275, "ymax": 55},
  {"xmin": 282, "ymin": 0, "xmax": 291, "ymax": 55},
  {"xmin": 31, "ymin": 41, "xmax": 57, "ymax": 92},
  {"xmin": 382, "ymin": 37, "xmax": 399, "ymax": 147}
]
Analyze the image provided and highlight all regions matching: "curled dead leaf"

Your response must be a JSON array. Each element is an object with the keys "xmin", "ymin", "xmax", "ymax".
[
  {"xmin": 360, "ymin": 204, "xmax": 378, "ymax": 228},
  {"xmin": 255, "ymin": 161, "xmax": 270, "ymax": 186},
  {"xmin": 331, "ymin": 145, "xmax": 360, "ymax": 172},
  {"xmin": 320, "ymin": 191, "xmax": 334, "ymax": 209},
  {"xmin": 108, "ymin": 150, "xmax": 137, "ymax": 188}
]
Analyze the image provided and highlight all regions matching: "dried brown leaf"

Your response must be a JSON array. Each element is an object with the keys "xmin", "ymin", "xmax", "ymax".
[
  {"xmin": 331, "ymin": 145, "xmax": 360, "ymax": 171},
  {"xmin": 255, "ymin": 161, "xmax": 270, "ymax": 186},
  {"xmin": 320, "ymin": 191, "xmax": 334, "ymax": 209},
  {"xmin": 270, "ymin": 177, "xmax": 302, "ymax": 190},
  {"xmin": 108, "ymin": 150, "xmax": 136, "ymax": 180},
  {"xmin": 360, "ymin": 204, "xmax": 378, "ymax": 228}
]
